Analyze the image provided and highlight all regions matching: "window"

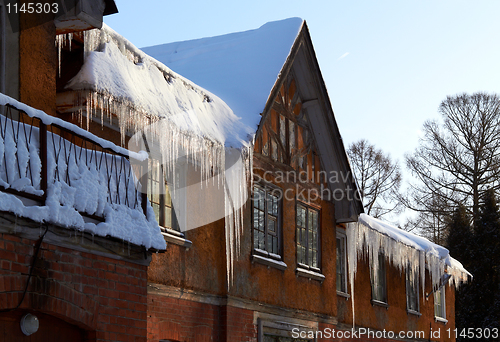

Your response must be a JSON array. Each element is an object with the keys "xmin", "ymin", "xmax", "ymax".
[
  {"xmin": 252, "ymin": 184, "xmax": 282, "ymax": 259},
  {"xmin": 147, "ymin": 158, "xmax": 179, "ymax": 232},
  {"xmin": 406, "ymin": 266, "xmax": 419, "ymax": 314},
  {"xmin": 296, "ymin": 203, "xmax": 320, "ymax": 270},
  {"xmin": 371, "ymin": 252, "xmax": 387, "ymax": 304},
  {"xmin": 434, "ymin": 286, "xmax": 446, "ymax": 321},
  {"xmin": 336, "ymin": 230, "xmax": 348, "ymax": 294},
  {"xmin": 257, "ymin": 314, "xmax": 315, "ymax": 342}
]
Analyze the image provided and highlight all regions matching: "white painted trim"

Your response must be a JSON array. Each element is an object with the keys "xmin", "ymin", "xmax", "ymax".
[
  {"xmin": 296, "ymin": 267, "xmax": 325, "ymax": 282},
  {"xmin": 252, "ymin": 254, "xmax": 287, "ymax": 270}
]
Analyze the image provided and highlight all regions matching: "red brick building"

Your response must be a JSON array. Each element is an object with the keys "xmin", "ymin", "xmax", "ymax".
[
  {"xmin": 0, "ymin": 4, "xmax": 470, "ymax": 342},
  {"xmin": 143, "ymin": 19, "xmax": 470, "ymax": 342},
  {"xmin": 0, "ymin": 1, "xmax": 164, "ymax": 341}
]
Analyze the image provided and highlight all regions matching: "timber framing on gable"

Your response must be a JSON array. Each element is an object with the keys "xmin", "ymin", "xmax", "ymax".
[{"xmin": 255, "ymin": 21, "xmax": 363, "ymax": 223}]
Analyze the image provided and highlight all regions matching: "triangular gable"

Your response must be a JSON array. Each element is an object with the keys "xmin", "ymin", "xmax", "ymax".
[
  {"xmin": 258, "ymin": 21, "xmax": 364, "ymax": 222},
  {"xmin": 143, "ymin": 18, "xmax": 363, "ymax": 222}
]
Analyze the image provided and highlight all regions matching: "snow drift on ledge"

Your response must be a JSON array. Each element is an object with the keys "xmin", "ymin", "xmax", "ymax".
[{"xmin": 0, "ymin": 92, "xmax": 166, "ymax": 251}]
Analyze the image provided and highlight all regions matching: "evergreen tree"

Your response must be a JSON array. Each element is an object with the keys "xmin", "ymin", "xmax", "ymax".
[
  {"xmin": 452, "ymin": 189, "xmax": 500, "ymax": 341},
  {"xmin": 446, "ymin": 204, "xmax": 472, "ymax": 269},
  {"xmin": 446, "ymin": 204, "xmax": 474, "ymax": 339},
  {"xmin": 474, "ymin": 189, "xmax": 500, "ymax": 333}
]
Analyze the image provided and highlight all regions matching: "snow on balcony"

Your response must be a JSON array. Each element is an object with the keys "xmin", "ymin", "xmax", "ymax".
[{"xmin": 0, "ymin": 92, "xmax": 165, "ymax": 250}]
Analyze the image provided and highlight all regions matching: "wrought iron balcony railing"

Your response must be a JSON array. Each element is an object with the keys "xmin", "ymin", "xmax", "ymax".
[{"xmin": 0, "ymin": 99, "xmax": 148, "ymax": 221}]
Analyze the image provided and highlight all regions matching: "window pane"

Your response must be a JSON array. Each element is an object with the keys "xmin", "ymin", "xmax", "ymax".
[
  {"xmin": 267, "ymin": 193, "xmax": 274, "ymax": 215},
  {"xmin": 152, "ymin": 203, "xmax": 160, "ymax": 222},
  {"xmin": 165, "ymin": 207, "xmax": 172, "ymax": 228},
  {"xmin": 373, "ymin": 253, "xmax": 387, "ymax": 302},
  {"xmin": 259, "ymin": 210, "xmax": 265, "ymax": 231},
  {"xmin": 336, "ymin": 236, "xmax": 346, "ymax": 292},
  {"xmin": 259, "ymin": 231, "xmax": 265, "ymax": 250},
  {"xmin": 272, "ymin": 236, "xmax": 278, "ymax": 255},
  {"xmin": 311, "ymin": 211, "xmax": 318, "ymax": 231},
  {"xmin": 165, "ymin": 183, "xmax": 172, "ymax": 206},
  {"xmin": 268, "ymin": 217, "xmax": 276, "ymax": 233},
  {"xmin": 253, "ymin": 208, "xmax": 259, "ymax": 230}
]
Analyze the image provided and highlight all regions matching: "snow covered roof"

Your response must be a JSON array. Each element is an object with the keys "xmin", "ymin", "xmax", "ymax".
[
  {"xmin": 65, "ymin": 24, "xmax": 253, "ymax": 148},
  {"xmin": 141, "ymin": 17, "xmax": 304, "ymax": 134},
  {"xmin": 346, "ymin": 214, "xmax": 470, "ymax": 328},
  {"xmin": 358, "ymin": 213, "xmax": 471, "ymax": 278}
]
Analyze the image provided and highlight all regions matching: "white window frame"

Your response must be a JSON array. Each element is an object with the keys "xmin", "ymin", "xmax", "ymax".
[
  {"xmin": 434, "ymin": 285, "xmax": 447, "ymax": 323},
  {"xmin": 336, "ymin": 228, "xmax": 349, "ymax": 297}
]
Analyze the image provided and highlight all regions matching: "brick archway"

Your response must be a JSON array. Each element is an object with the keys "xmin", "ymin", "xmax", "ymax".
[{"xmin": 0, "ymin": 275, "xmax": 98, "ymax": 330}]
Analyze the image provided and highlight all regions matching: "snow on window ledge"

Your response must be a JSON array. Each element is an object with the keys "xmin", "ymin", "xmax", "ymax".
[
  {"xmin": 434, "ymin": 316, "xmax": 448, "ymax": 324},
  {"xmin": 371, "ymin": 299, "xmax": 389, "ymax": 309},
  {"xmin": 160, "ymin": 227, "xmax": 192, "ymax": 249},
  {"xmin": 407, "ymin": 309, "xmax": 422, "ymax": 317},
  {"xmin": 296, "ymin": 267, "xmax": 325, "ymax": 283},
  {"xmin": 337, "ymin": 291, "xmax": 350, "ymax": 300},
  {"xmin": 252, "ymin": 254, "xmax": 287, "ymax": 271}
]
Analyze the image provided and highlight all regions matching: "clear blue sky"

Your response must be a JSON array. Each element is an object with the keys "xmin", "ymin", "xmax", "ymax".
[{"xmin": 105, "ymin": 0, "xmax": 500, "ymax": 168}]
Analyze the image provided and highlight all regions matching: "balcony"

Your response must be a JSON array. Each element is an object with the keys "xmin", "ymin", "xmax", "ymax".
[{"xmin": 0, "ymin": 93, "xmax": 166, "ymax": 251}]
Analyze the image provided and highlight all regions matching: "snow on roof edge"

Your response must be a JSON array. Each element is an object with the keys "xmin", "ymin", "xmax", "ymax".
[
  {"xmin": 358, "ymin": 213, "xmax": 471, "ymax": 276},
  {"xmin": 141, "ymin": 18, "xmax": 304, "ymax": 136},
  {"xmin": 66, "ymin": 24, "xmax": 253, "ymax": 148},
  {"xmin": 262, "ymin": 19, "xmax": 305, "ymax": 116}
]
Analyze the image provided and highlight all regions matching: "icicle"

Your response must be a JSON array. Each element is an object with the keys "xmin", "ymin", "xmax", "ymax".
[
  {"xmin": 73, "ymin": 24, "xmax": 255, "ymax": 288},
  {"xmin": 347, "ymin": 215, "xmax": 471, "ymax": 328},
  {"xmin": 346, "ymin": 221, "xmax": 358, "ymax": 328},
  {"xmin": 56, "ymin": 34, "xmax": 63, "ymax": 77}
]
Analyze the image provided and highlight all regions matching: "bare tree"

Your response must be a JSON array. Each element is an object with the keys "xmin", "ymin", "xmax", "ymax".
[
  {"xmin": 347, "ymin": 139, "xmax": 402, "ymax": 219},
  {"xmin": 405, "ymin": 92, "xmax": 500, "ymax": 231}
]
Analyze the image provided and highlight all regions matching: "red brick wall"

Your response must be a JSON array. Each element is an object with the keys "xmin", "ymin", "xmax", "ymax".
[
  {"xmin": 147, "ymin": 293, "xmax": 221, "ymax": 342},
  {"xmin": 147, "ymin": 294, "xmax": 258, "ymax": 342},
  {"xmin": 0, "ymin": 232, "xmax": 149, "ymax": 341},
  {"xmin": 220, "ymin": 305, "xmax": 256, "ymax": 342}
]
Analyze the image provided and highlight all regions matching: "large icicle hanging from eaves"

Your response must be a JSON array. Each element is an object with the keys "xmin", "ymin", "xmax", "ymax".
[
  {"xmin": 346, "ymin": 214, "xmax": 471, "ymax": 328},
  {"xmin": 58, "ymin": 25, "xmax": 255, "ymax": 287}
]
